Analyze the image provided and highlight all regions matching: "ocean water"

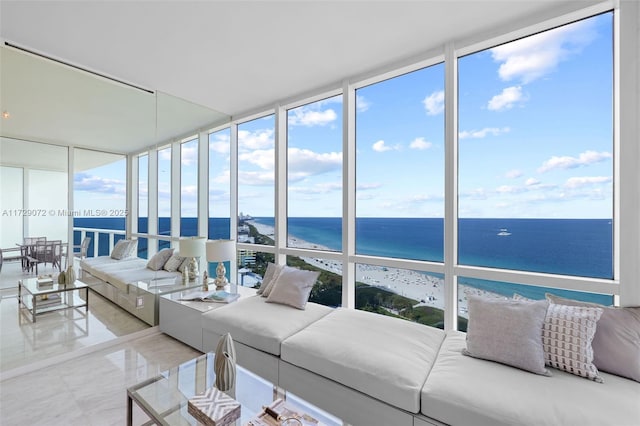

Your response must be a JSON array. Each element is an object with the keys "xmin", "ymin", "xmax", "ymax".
[
  {"xmin": 258, "ymin": 216, "xmax": 614, "ymax": 305},
  {"xmin": 74, "ymin": 216, "xmax": 613, "ymax": 304}
]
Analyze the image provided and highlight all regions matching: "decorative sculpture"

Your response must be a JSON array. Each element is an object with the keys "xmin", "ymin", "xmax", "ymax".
[
  {"xmin": 66, "ymin": 265, "xmax": 76, "ymax": 285},
  {"xmin": 214, "ymin": 333, "xmax": 237, "ymax": 393}
]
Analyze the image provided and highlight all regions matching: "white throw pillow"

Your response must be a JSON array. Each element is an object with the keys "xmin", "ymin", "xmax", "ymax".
[
  {"xmin": 164, "ymin": 252, "xmax": 186, "ymax": 272},
  {"xmin": 110, "ymin": 239, "xmax": 130, "ymax": 260},
  {"xmin": 463, "ymin": 296, "xmax": 550, "ymax": 376},
  {"xmin": 124, "ymin": 239, "xmax": 138, "ymax": 258},
  {"xmin": 542, "ymin": 303, "xmax": 604, "ymax": 382},
  {"xmin": 146, "ymin": 248, "xmax": 174, "ymax": 271},
  {"xmin": 257, "ymin": 263, "xmax": 282, "ymax": 296},
  {"xmin": 261, "ymin": 264, "xmax": 285, "ymax": 297},
  {"xmin": 265, "ymin": 266, "xmax": 319, "ymax": 310}
]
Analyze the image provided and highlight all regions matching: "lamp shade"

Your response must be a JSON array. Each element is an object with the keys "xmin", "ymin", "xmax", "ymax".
[
  {"xmin": 206, "ymin": 239, "xmax": 236, "ymax": 262},
  {"xmin": 179, "ymin": 237, "xmax": 206, "ymax": 257}
]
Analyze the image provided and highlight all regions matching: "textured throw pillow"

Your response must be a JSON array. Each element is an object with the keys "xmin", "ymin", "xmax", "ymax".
[
  {"xmin": 146, "ymin": 248, "xmax": 174, "ymax": 271},
  {"xmin": 110, "ymin": 239, "xmax": 130, "ymax": 260},
  {"xmin": 164, "ymin": 252, "xmax": 187, "ymax": 272},
  {"xmin": 265, "ymin": 266, "xmax": 319, "ymax": 310},
  {"xmin": 124, "ymin": 239, "xmax": 138, "ymax": 258},
  {"xmin": 546, "ymin": 293, "xmax": 640, "ymax": 382},
  {"xmin": 463, "ymin": 296, "xmax": 550, "ymax": 375},
  {"xmin": 542, "ymin": 303, "xmax": 603, "ymax": 382},
  {"xmin": 261, "ymin": 264, "xmax": 285, "ymax": 298},
  {"xmin": 257, "ymin": 263, "xmax": 280, "ymax": 295}
]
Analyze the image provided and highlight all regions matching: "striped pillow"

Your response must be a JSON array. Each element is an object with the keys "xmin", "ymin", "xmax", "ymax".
[{"xmin": 542, "ymin": 303, "xmax": 603, "ymax": 382}]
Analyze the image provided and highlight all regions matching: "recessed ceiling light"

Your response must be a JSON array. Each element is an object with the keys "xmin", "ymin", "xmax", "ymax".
[{"xmin": 1, "ymin": 111, "xmax": 9, "ymax": 119}]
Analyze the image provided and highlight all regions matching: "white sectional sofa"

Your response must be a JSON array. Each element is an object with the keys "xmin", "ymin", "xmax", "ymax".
[
  {"xmin": 201, "ymin": 295, "xmax": 640, "ymax": 426},
  {"xmin": 80, "ymin": 254, "xmax": 200, "ymax": 325}
]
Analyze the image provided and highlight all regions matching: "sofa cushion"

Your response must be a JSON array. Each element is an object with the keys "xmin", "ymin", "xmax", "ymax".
[
  {"xmin": 281, "ymin": 308, "xmax": 445, "ymax": 413},
  {"xmin": 202, "ymin": 295, "xmax": 332, "ymax": 356},
  {"xmin": 421, "ymin": 330, "xmax": 640, "ymax": 426}
]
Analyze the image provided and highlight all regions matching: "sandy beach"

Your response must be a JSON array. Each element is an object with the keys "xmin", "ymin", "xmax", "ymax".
[{"xmin": 247, "ymin": 220, "xmax": 503, "ymax": 318}]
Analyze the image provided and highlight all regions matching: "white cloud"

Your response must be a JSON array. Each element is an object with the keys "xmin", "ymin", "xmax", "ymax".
[
  {"xmin": 537, "ymin": 150, "xmax": 612, "ymax": 173},
  {"xmin": 209, "ymin": 133, "xmax": 230, "ymax": 154},
  {"xmin": 423, "ymin": 90, "xmax": 444, "ymax": 115},
  {"xmin": 356, "ymin": 182, "xmax": 382, "ymax": 191},
  {"xmin": 565, "ymin": 176, "xmax": 612, "ymax": 188},
  {"xmin": 505, "ymin": 169, "xmax": 523, "ymax": 179},
  {"xmin": 372, "ymin": 140, "xmax": 395, "ymax": 152},
  {"xmin": 289, "ymin": 182, "xmax": 342, "ymax": 195},
  {"xmin": 288, "ymin": 108, "xmax": 337, "ymax": 127},
  {"xmin": 238, "ymin": 129, "xmax": 274, "ymax": 151},
  {"xmin": 287, "ymin": 148, "xmax": 342, "ymax": 181},
  {"xmin": 74, "ymin": 173, "xmax": 125, "ymax": 195},
  {"xmin": 525, "ymin": 177, "xmax": 540, "ymax": 186},
  {"xmin": 487, "ymin": 86, "xmax": 525, "ymax": 111},
  {"xmin": 238, "ymin": 149, "xmax": 274, "ymax": 171},
  {"xmin": 180, "ymin": 143, "xmax": 197, "ymax": 166},
  {"xmin": 491, "ymin": 18, "xmax": 596, "ymax": 84},
  {"xmin": 356, "ymin": 95, "xmax": 370, "ymax": 112},
  {"xmin": 409, "ymin": 137, "xmax": 433, "ymax": 150},
  {"xmin": 459, "ymin": 127, "xmax": 511, "ymax": 139},
  {"xmin": 496, "ymin": 185, "xmax": 526, "ymax": 194},
  {"xmin": 238, "ymin": 170, "xmax": 274, "ymax": 186}
]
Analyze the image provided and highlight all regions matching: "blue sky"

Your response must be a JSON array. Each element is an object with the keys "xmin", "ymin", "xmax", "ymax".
[{"xmin": 75, "ymin": 12, "xmax": 613, "ymax": 220}]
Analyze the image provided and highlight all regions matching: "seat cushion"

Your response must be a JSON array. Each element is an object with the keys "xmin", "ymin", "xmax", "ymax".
[
  {"xmin": 421, "ymin": 330, "xmax": 640, "ymax": 426},
  {"xmin": 202, "ymin": 295, "xmax": 333, "ymax": 356},
  {"xmin": 281, "ymin": 308, "xmax": 445, "ymax": 413}
]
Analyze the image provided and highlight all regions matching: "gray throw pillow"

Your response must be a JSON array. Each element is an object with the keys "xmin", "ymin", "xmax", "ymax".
[
  {"xmin": 546, "ymin": 293, "xmax": 640, "ymax": 382},
  {"xmin": 265, "ymin": 266, "xmax": 319, "ymax": 310},
  {"xmin": 146, "ymin": 248, "xmax": 174, "ymax": 271},
  {"xmin": 463, "ymin": 296, "xmax": 550, "ymax": 376},
  {"xmin": 110, "ymin": 239, "xmax": 130, "ymax": 260}
]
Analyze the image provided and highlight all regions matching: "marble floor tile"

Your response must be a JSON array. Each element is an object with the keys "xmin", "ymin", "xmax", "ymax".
[
  {"xmin": 1, "ymin": 261, "xmax": 203, "ymax": 424},
  {"xmin": 0, "ymin": 332, "xmax": 201, "ymax": 425}
]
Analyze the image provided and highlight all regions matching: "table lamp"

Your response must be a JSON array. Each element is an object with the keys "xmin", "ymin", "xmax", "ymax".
[
  {"xmin": 206, "ymin": 239, "xmax": 236, "ymax": 290},
  {"xmin": 179, "ymin": 237, "xmax": 206, "ymax": 281}
]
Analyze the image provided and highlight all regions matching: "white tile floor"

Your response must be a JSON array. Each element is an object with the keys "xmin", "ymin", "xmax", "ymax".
[{"xmin": 0, "ymin": 261, "xmax": 202, "ymax": 425}]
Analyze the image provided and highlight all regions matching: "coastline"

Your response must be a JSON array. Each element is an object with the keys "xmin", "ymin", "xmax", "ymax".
[{"xmin": 247, "ymin": 220, "xmax": 504, "ymax": 318}]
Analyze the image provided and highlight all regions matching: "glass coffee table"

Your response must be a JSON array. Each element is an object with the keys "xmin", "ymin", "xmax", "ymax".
[
  {"xmin": 18, "ymin": 277, "xmax": 89, "ymax": 322},
  {"xmin": 127, "ymin": 352, "xmax": 341, "ymax": 426}
]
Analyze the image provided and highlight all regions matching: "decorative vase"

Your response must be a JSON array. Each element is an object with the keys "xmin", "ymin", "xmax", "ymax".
[
  {"xmin": 66, "ymin": 265, "xmax": 76, "ymax": 284},
  {"xmin": 58, "ymin": 270, "xmax": 66, "ymax": 285},
  {"xmin": 214, "ymin": 333, "xmax": 237, "ymax": 393}
]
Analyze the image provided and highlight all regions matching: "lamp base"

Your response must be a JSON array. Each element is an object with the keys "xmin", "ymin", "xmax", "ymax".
[
  {"xmin": 214, "ymin": 262, "xmax": 229, "ymax": 291},
  {"xmin": 187, "ymin": 257, "xmax": 199, "ymax": 281}
]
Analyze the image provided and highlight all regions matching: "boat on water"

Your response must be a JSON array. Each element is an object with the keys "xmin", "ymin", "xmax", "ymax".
[{"xmin": 497, "ymin": 228, "xmax": 512, "ymax": 236}]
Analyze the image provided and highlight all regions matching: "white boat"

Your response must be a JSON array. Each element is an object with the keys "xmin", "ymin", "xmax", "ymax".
[{"xmin": 497, "ymin": 228, "xmax": 512, "ymax": 236}]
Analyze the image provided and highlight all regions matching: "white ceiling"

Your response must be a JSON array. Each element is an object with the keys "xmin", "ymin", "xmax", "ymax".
[{"xmin": 0, "ymin": 0, "xmax": 598, "ymax": 154}]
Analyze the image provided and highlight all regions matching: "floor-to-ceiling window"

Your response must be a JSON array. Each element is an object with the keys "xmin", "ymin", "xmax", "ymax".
[
  {"xmin": 158, "ymin": 146, "xmax": 172, "ymax": 250},
  {"xmin": 73, "ymin": 148, "xmax": 126, "ymax": 257},
  {"xmin": 181, "ymin": 137, "xmax": 198, "ymax": 237},
  {"xmin": 137, "ymin": 154, "xmax": 149, "ymax": 258},
  {"xmin": 456, "ymin": 12, "xmax": 614, "ymax": 320},
  {"xmin": 354, "ymin": 63, "xmax": 446, "ymax": 326}
]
